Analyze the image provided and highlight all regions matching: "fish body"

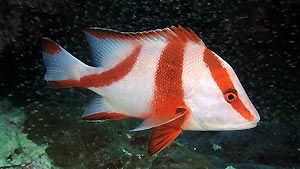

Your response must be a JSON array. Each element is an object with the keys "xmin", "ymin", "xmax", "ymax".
[{"xmin": 41, "ymin": 26, "xmax": 260, "ymax": 155}]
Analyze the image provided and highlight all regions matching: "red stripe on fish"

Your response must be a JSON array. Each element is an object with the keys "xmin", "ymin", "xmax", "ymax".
[
  {"xmin": 203, "ymin": 48, "xmax": 255, "ymax": 121},
  {"xmin": 48, "ymin": 44, "xmax": 143, "ymax": 88},
  {"xmin": 41, "ymin": 38, "xmax": 61, "ymax": 55},
  {"xmin": 151, "ymin": 41, "xmax": 186, "ymax": 116},
  {"xmin": 147, "ymin": 38, "xmax": 188, "ymax": 155}
]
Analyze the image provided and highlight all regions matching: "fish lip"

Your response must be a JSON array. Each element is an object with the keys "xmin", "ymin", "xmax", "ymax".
[
  {"xmin": 232, "ymin": 122, "xmax": 258, "ymax": 130},
  {"xmin": 202, "ymin": 121, "xmax": 259, "ymax": 131}
]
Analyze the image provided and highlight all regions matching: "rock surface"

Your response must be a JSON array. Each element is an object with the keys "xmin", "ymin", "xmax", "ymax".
[{"xmin": 0, "ymin": 99, "xmax": 55, "ymax": 168}]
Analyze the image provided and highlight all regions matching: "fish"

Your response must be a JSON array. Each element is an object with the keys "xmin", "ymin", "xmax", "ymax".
[{"xmin": 41, "ymin": 26, "xmax": 260, "ymax": 155}]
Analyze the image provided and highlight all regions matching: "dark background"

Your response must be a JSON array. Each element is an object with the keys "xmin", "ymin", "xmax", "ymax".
[{"xmin": 0, "ymin": 0, "xmax": 299, "ymax": 168}]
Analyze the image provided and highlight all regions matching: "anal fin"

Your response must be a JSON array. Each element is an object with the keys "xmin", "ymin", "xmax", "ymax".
[
  {"xmin": 82, "ymin": 95, "xmax": 128, "ymax": 121},
  {"xmin": 82, "ymin": 112, "xmax": 128, "ymax": 121}
]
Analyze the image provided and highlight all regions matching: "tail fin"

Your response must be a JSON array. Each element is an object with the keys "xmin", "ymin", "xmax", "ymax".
[{"xmin": 41, "ymin": 38, "xmax": 98, "ymax": 87}]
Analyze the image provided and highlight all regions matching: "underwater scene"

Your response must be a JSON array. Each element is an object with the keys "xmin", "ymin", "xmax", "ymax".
[{"xmin": 0, "ymin": 0, "xmax": 299, "ymax": 168}]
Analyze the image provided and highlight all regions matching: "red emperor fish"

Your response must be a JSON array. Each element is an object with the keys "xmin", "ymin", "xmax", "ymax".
[{"xmin": 41, "ymin": 26, "xmax": 260, "ymax": 155}]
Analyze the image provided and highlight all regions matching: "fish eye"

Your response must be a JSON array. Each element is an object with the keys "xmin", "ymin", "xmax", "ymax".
[{"xmin": 224, "ymin": 89, "xmax": 238, "ymax": 103}]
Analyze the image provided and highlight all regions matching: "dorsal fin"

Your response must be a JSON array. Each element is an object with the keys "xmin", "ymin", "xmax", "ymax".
[
  {"xmin": 83, "ymin": 26, "xmax": 205, "ymax": 68},
  {"xmin": 84, "ymin": 27, "xmax": 172, "ymax": 42},
  {"xmin": 85, "ymin": 26, "xmax": 204, "ymax": 44}
]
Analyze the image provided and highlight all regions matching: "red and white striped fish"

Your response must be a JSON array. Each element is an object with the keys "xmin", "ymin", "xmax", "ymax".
[{"xmin": 41, "ymin": 26, "xmax": 260, "ymax": 155}]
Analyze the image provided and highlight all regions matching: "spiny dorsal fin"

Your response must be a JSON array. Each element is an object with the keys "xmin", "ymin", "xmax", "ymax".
[
  {"xmin": 83, "ymin": 26, "xmax": 205, "ymax": 68},
  {"xmin": 84, "ymin": 26, "xmax": 204, "ymax": 44}
]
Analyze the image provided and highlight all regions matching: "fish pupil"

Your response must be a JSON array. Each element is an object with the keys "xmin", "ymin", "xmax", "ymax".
[{"xmin": 228, "ymin": 94, "xmax": 234, "ymax": 100}]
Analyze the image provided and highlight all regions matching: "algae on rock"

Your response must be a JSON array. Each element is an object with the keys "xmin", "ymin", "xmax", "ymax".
[{"xmin": 0, "ymin": 99, "xmax": 56, "ymax": 168}]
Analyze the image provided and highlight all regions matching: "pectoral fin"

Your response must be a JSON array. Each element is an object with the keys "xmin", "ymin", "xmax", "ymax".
[
  {"xmin": 130, "ymin": 107, "xmax": 188, "ymax": 132},
  {"xmin": 148, "ymin": 108, "xmax": 188, "ymax": 156}
]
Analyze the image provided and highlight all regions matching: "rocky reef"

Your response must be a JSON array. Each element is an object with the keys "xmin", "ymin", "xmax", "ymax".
[
  {"xmin": 22, "ymin": 99, "xmax": 219, "ymax": 168},
  {"xmin": 0, "ymin": 97, "xmax": 219, "ymax": 168},
  {"xmin": 0, "ymin": 99, "xmax": 55, "ymax": 168}
]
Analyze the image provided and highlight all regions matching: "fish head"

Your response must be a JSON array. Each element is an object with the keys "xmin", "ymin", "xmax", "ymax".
[{"xmin": 186, "ymin": 48, "xmax": 260, "ymax": 131}]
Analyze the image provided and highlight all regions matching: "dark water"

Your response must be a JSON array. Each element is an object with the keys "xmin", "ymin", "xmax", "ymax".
[{"xmin": 0, "ymin": 0, "xmax": 299, "ymax": 168}]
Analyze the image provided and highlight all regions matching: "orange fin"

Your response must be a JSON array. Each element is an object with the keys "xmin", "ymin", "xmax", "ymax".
[
  {"xmin": 131, "ymin": 107, "xmax": 188, "ymax": 132},
  {"xmin": 148, "ymin": 112, "xmax": 187, "ymax": 156}
]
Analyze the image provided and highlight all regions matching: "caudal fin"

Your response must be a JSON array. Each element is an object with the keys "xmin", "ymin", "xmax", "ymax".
[{"xmin": 41, "ymin": 38, "xmax": 98, "ymax": 87}]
